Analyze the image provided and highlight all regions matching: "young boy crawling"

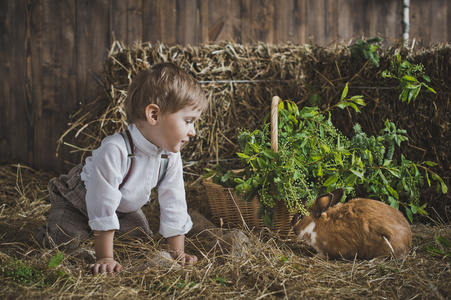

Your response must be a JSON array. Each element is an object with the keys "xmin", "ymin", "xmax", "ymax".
[{"xmin": 36, "ymin": 62, "xmax": 208, "ymax": 276}]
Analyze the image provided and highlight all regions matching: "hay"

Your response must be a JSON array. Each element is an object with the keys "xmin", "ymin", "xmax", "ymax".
[
  {"xmin": 57, "ymin": 40, "xmax": 450, "ymax": 221},
  {"xmin": 1, "ymin": 164, "xmax": 450, "ymax": 299}
]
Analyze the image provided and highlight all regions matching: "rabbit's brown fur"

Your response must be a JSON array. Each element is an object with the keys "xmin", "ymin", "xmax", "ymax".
[{"xmin": 292, "ymin": 189, "xmax": 412, "ymax": 260}]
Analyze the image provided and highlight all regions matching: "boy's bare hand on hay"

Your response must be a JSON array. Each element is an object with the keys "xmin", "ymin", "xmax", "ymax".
[
  {"xmin": 170, "ymin": 250, "xmax": 198, "ymax": 265},
  {"xmin": 89, "ymin": 258, "xmax": 122, "ymax": 277},
  {"xmin": 167, "ymin": 235, "xmax": 198, "ymax": 265}
]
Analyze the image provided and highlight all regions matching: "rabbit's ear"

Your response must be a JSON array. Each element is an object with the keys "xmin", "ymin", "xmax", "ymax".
[
  {"xmin": 311, "ymin": 193, "xmax": 333, "ymax": 218},
  {"xmin": 329, "ymin": 188, "xmax": 344, "ymax": 207}
]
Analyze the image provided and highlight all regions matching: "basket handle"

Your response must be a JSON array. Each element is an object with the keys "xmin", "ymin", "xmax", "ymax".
[{"xmin": 271, "ymin": 96, "xmax": 281, "ymax": 152}]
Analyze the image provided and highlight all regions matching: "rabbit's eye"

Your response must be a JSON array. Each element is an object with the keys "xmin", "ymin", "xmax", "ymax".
[{"xmin": 290, "ymin": 213, "xmax": 303, "ymax": 227}]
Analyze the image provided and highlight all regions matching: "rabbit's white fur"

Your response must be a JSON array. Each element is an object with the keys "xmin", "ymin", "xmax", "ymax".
[{"xmin": 291, "ymin": 189, "xmax": 412, "ymax": 259}]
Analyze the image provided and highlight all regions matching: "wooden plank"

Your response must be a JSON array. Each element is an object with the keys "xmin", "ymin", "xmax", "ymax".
[
  {"xmin": 366, "ymin": 0, "xmax": 401, "ymax": 40},
  {"xmin": 353, "ymin": 0, "xmax": 369, "ymax": 37},
  {"xmin": 253, "ymin": 0, "xmax": 275, "ymax": 43},
  {"xmin": 337, "ymin": 0, "xmax": 352, "ymax": 41},
  {"xmin": 126, "ymin": 0, "xmax": 143, "ymax": 46},
  {"xmin": 366, "ymin": 0, "xmax": 380, "ymax": 38},
  {"xmin": 448, "ymin": 0, "xmax": 451, "ymax": 43},
  {"xmin": 36, "ymin": 0, "xmax": 77, "ymax": 171},
  {"xmin": 410, "ymin": 0, "xmax": 431, "ymax": 46},
  {"xmin": 176, "ymin": 0, "xmax": 197, "ymax": 45},
  {"xmin": 306, "ymin": 0, "xmax": 326, "ymax": 44},
  {"xmin": 76, "ymin": 0, "xmax": 110, "ymax": 105},
  {"xmin": 110, "ymin": 0, "xmax": 128, "ymax": 44},
  {"xmin": 0, "ymin": 0, "xmax": 10, "ymax": 161},
  {"xmin": 161, "ymin": 0, "xmax": 177, "ymax": 44},
  {"xmin": 431, "ymin": 0, "xmax": 447, "ymax": 44},
  {"xmin": 208, "ymin": 0, "xmax": 241, "ymax": 42},
  {"xmin": 293, "ymin": 0, "xmax": 308, "ymax": 44},
  {"xmin": 0, "ymin": 0, "xmax": 18, "ymax": 163},
  {"xmin": 325, "ymin": 0, "xmax": 339, "ymax": 44},
  {"xmin": 34, "ymin": 0, "xmax": 57, "ymax": 171},
  {"xmin": 240, "ymin": 0, "xmax": 252, "ymax": 43},
  {"xmin": 196, "ymin": 0, "xmax": 209, "ymax": 43},
  {"xmin": 274, "ymin": 0, "xmax": 296, "ymax": 43},
  {"xmin": 385, "ymin": 0, "xmax": 402, "ymax": 40},
  {"xmin": 142, "ymin": 0, "xmax": 162, "ymax": 43},
  {"xmin": 11, "ymin": 0, "xmax": 29, "ymax": 166}
]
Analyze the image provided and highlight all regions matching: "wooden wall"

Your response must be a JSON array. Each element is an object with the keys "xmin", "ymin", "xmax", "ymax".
[{"xmin": 1, "ymin": 0, "xmax": 450, "ymax": 173}]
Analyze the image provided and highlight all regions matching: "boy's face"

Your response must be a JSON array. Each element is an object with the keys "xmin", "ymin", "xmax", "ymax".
[{"xmin": 153, "ymin": 105, "xmax": 202, "ymax": 153}]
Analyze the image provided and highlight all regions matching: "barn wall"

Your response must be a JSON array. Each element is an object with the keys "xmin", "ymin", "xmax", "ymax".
[{"xmin": 0, "ymin": 0, "xmax": 449, "ymax": 172}]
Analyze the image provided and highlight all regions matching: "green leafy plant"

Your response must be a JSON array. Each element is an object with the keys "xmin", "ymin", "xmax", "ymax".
[
  {"xmin": 382, "ymin": 53, "xmax": 436, "ymax": 103},
  {"xmin": 425, "ymin": 236, "xmax": 451, "ymax": 259},
  {"xmin": 152, "ymin": 279, "xmax": 198, "ymax": 292},
  {"xmin": 206, "ymin": 84, "xmax": 447, "ymax": 227},
  {"xmin": 212, "ymin": 275, "xmax": 227, "ymax": 285},
  {"xmin": 350, "ymin": 36, "xmax": 384, "ymax": 67},
  {"xmin": 0, "ymin": 253, "xmax": 71, "ymax": 287}
]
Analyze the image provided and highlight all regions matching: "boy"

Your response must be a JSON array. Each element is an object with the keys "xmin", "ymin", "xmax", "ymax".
[{"xmin": 36, "ymin": 62, "xmax": 207, "ymax": 276}]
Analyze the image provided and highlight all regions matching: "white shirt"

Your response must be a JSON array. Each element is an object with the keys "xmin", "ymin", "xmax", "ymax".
[{"xmin": 80, "ymin": 124, "xmax": 193, "ymax": 238}]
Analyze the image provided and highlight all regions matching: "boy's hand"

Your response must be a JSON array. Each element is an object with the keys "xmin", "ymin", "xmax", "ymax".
[
  {"xmin": 166, "ymin": 234, "xmax": 198, "ymax": 265},
  {"xmin": 171, "ymin": 250, "xmax": 198, "ymax": 265},
  {"xmin": 89, "ymin": 258, "xmax": 122, "ymax": 277}
]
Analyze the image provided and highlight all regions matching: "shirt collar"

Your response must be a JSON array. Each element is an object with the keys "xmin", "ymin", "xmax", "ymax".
[{"xmin": 128, "ymin": 123, "xmax": 163, "ymax": 157}]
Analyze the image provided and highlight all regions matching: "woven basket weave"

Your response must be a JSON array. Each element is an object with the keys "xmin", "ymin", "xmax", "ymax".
[{"xmin": 203, "ymin": 96, "xmax": 294, "ymax": 237}]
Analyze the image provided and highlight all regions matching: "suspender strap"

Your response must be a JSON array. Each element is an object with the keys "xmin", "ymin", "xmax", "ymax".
[
  {"xmin": 119, "ymin": 129, "xmax": 134, "ymax": 189},
  {"xmin": 158, "ymin": 150, "xmax": 169, "ymax": 185},
  {"xmin": 119, "ymin": 129, "xmax": 169, "ymax": 188}
]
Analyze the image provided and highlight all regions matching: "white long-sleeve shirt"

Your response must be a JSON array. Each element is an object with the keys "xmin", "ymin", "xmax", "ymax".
[{"xmin": 80, "ymin": 124, "xmax": 192, "ymax": 238}]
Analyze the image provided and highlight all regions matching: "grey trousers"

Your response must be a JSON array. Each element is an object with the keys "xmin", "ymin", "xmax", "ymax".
[{"xmin": 36, "ymin": 164, "xmax": 153, "ymax": 250}]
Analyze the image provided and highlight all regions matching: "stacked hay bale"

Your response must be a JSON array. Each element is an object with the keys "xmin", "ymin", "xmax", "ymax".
[{"xmin": 59, "ymin": 41, "xmax": 450, "ymax": 220}]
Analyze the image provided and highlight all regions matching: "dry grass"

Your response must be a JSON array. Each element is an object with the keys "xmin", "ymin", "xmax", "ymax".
[
  {"xmin": 1, "ymin": 164, "xmax": 450, "ymax": 299},
  {"xmin": 57, "ymin": 40, "xmax": 450, "ymax": 221},
  {"xmin": 2, "ymin": 40, "xmax": 450, "ymax": 299}
]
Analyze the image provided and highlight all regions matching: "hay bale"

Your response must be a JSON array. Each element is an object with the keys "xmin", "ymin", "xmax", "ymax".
[{"xmin": 58, "ymin": 40, "xmax": 450, "ymax": 220}]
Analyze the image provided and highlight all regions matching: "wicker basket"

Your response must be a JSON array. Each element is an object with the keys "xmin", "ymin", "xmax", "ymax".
[{"xmin": 203, "ymin": 96, "xmax": 294, "ymax": 237}]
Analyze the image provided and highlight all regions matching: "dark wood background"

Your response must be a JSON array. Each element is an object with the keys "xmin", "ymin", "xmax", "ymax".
[{"xmin": 1, "ymin": 0, "xmax": 450, "ymax": 173}]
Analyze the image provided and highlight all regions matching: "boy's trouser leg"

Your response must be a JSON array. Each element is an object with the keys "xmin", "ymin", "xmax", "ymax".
[
  {"xmin": 36, "ymin": 165, "xmax": 90, "ymax": 250},
  {"xmin": 36, "ymin": 197, "xmax": 90, "ymax": 250},
  {"xmin": 117, "ymin": 210, "xmax": 153, "ymax": 239}
]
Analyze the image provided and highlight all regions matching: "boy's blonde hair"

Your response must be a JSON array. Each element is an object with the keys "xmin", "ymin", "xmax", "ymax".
[{"xmin": 125, "ymin": 62, "xmax": 207, "ymax": 123}]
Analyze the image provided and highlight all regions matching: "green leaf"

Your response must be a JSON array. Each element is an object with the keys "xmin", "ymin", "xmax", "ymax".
[
  {"xmin": 236, "ymin": 153, "xmax": 250, "ymax": 159},
  {"xmin": 350, "ymin": 95, "xmax": 366, "ymax": 106},
  {"xmin": 402, "ymin": 75, "xmax": 419, "ymax": 83},
  {"xmin": 263, "ymin": 214, "xmax": 273, "ymax": 228},
  {"xmin": 213, "ymin": 276, "xmax": 227, "ymax": 285},
  {"xmin": 350, "ymin": 169, "xmax": 365, "ymax": 179},
  {"xmin": 234, "ymin": 178, "xmax": 244, "ymax": 184},
  {"xmin": 422, "ymin": 75, "xmax": 431, "ymax": 82},
  {"xmin": 386, "ymin": 185, "xmax": 399, "ymax": 200},
  {"xmin": 425, "ymin": 171, "xmax": 431, "ymax": 187},
  {"xmin": 388, "ymin": 196, "xmax": 399, "ymax": 209},
  {"xmin": 323, "ymin": 173, "xmax": 339, "ymax": 187},
  {"xmin": 437, "ymin": 236, "xmax": 451, "ymax": 248},
  {"xmin": 48, "ymin": 253, "xmax": 64, "ymax": 269},
  {"xmin": 262, "ymin": 149, "xmax": 277, "ymax": 159},
  {"xmin": 317, "ymin": 165, "xmax": 323, "ymax": 177},
  {"xmin": 345, "ymin": 173, "xmax": 357, "ymax": 187},
  {"xmin": 256, "ymin": 157, "xmax": 267, "ymax": 168},
  {"xmin": 341, "ymin": 82, "xmax": 349, "ymax": 101},
  {"xmin": 405, "ymin": 206, "xmax": 413, "ymax": 223},
  {"xmin": 427, "ymin": 86, "xmax": 436, "ymax": 94},
  {"xmin": 311, "ymin": 154, "xmax": 323, "ymax": 161},
  {"xmin": 298, "ymin": 107, "xmax": 318, "ymax": 118},
  {"xmin": 377, "ymin": 170, "xmax": 389, "ymax": 185}
]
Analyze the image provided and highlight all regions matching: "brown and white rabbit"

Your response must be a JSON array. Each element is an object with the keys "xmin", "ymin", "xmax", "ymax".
[{"xmin": 291, "ymin": 188, "xmax": 412, "ymax": 260}]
